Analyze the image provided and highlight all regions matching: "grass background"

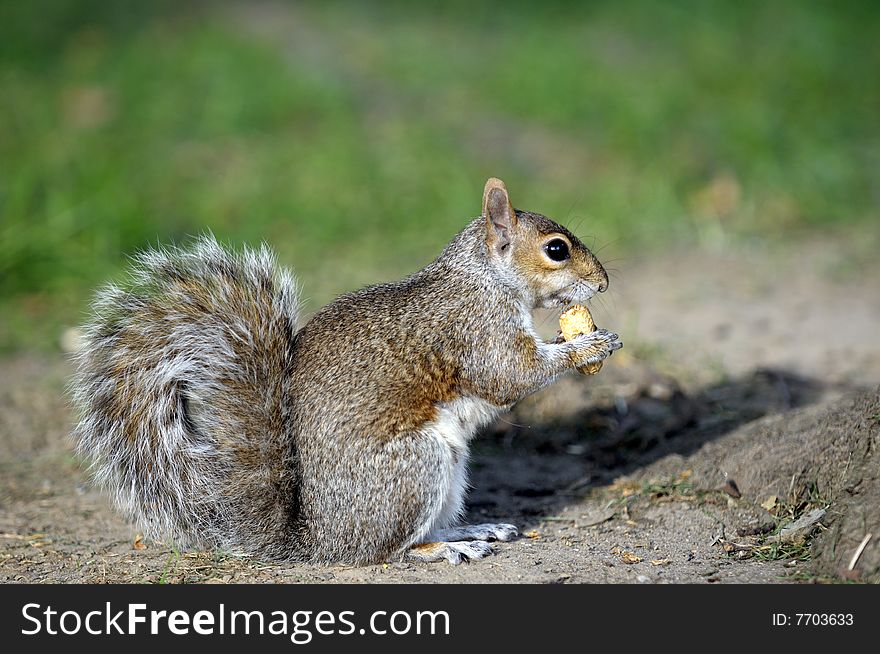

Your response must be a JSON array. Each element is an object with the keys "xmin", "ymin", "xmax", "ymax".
[{"xmin": 1, "ymin": 0, "xmax": 878, "ymax": 351}]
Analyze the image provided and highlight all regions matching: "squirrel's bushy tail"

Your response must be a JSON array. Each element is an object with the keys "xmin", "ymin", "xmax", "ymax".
[{"xmin": 71, "ymin": 236, "xmax": 301, "ymax": 558}]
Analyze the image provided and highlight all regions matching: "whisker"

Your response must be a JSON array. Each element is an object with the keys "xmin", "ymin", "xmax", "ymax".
[
  {"xmin": 592, "ymin": 293, "xmax": 610, "ymax": 317},
  {"xmin": 497, "ymin": 417, "xmax": 530, "ymax": 431},
  {"xmin": 568, "ymin": 217, "xmax": 587, "ymax": 236},
  {"xmin": 600, "ymin": 289, "xmax": 621, "ymax": 316},
  {"xmin": 564, "ymin": 189, "xmax": 586, "ymax": 224},
  {"xmin": 592, "ymin": 237, "xmax": 624, "ymax": 255}
]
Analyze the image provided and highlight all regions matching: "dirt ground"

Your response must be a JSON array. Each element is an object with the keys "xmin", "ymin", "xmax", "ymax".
[{"xmin": 1, "ymin": 236, "xmax": 878, "ymax": 584}]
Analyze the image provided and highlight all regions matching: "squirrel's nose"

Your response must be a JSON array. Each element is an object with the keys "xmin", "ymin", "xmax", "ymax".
[{"xmin": 597, "ymin": 278, "xmax": 608, "ymax": 293}]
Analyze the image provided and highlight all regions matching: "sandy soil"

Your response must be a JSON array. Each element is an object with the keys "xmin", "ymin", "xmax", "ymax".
[{"xmin": 1, "ymin": 238, "xmax": 878, "ymax": 583}]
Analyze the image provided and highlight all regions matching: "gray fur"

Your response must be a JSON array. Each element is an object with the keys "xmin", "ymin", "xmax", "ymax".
[
  {"xmin": 71, "ymin": 195, "xmax": 621, "ymax": 565},
  {"xmin": 70, "ymin": 237, "xmax": 301, "ymax": 559}
]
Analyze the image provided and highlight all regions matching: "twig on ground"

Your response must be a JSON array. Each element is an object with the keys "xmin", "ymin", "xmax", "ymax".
[{"xmin": 848, "ymin": 533, "xmax": 873, "ymax": 571}]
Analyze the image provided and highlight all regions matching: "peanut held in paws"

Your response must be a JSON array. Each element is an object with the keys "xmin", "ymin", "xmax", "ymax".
[{"xmin": 559, "ymin": 304, "xmax": 603, "ymax": 375}]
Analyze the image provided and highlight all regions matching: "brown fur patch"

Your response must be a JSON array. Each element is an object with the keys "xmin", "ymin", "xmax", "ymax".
[
  {"xmin": 408, "ymin": 542, "xmax": 446, "ymax": 556},
  {"xmin": 373, "ymin": 349, "xmax": 460, "ymax": 439}
]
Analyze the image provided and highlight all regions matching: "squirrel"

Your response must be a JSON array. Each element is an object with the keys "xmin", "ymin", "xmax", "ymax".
[{"xmin": 70, "ymin": 177, "xmax": 622, "ymax": 565}]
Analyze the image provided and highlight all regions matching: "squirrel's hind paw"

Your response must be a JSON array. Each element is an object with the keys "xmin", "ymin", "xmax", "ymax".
[
  {"xmin": 407, "ymin": 540, "xmax": 495, "ymax": 565},
  {"xmin": 432, "ymin": 523, "xmax": 518, "ymax": 543}
]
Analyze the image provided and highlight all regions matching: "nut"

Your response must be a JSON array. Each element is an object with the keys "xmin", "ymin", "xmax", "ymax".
[{"xmin": 559, "ymin": 304, "xmax": 603, "ymax": 375}]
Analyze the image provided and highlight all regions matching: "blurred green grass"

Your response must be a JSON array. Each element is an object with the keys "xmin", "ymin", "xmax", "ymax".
[{"xmin": 1, "ymin": 0, "xmax": 878, "ymax": 351}]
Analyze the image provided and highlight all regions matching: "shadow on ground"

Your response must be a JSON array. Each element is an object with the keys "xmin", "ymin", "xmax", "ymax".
[
  {"xmin": 469, "ymin": 365, "xmax": 837, "ymax": 520},
  {"xmin": 467, "ymin": 363, "xmax": 878, "ymax": 582}
]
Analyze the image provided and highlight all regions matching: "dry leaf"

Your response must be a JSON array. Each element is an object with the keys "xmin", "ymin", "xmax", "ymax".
[
  {"xmin": 133, "ymin": 534, "xmax": 146, "ymax": 551},
  {"xmin": 611, "ymin": 547, "xmax": 642, "ymax": 564},
  {"xmin": 760, "ymin": 495, "xmax": 778, "ymax": 512},
  {"xmin": 650, "ymin": 559, "xmax": 671, "ymax": 566},
  {"xmin": 524, "ymin": 530, "xmax": 541, "ymax": 540}
]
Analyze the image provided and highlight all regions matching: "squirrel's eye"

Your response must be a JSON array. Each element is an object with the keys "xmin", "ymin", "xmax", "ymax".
[{"xmin": 544, "ymin": 238, "xmax": 570, "ymax": 262}]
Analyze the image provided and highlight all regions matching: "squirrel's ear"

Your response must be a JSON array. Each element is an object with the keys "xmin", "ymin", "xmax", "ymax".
[{"xmin": 482, "ymin": 177, "xmax": 517, "ymax": 252}]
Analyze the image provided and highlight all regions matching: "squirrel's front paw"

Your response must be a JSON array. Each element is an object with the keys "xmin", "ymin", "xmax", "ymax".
[{"xmin": 569, "ymin": 328, "xmax": 623, "ymax": 366}]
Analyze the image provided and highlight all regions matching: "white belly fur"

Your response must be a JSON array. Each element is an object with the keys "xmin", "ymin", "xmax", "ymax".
[{"xmin": 418, "ymin": 396, "xmax": 503, "ymax": 540}]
